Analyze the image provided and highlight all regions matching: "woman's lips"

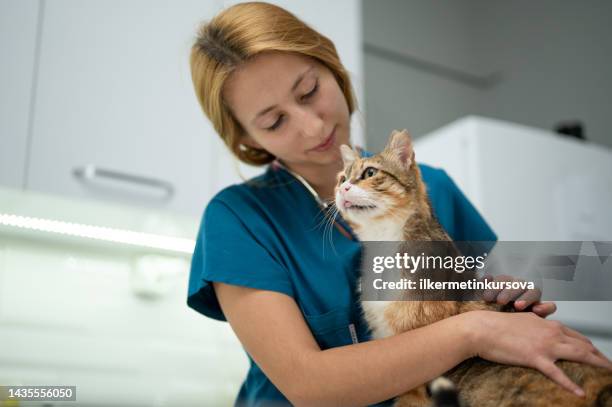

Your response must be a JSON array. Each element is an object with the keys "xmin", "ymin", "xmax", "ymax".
[{"xmin": 310, "ymin": 127, "xmax": 336, "ymax": 152}]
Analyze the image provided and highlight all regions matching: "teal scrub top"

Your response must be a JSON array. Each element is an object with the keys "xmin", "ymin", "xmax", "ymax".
[{"xmin": 187, "ymin": 161, "xmax": 497, "ymax": 407}]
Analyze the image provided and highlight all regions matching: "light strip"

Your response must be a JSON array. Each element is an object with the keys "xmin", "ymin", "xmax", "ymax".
[{"xmin": 0, "ymin": 213, "xmax": 195, "ymax": 254}]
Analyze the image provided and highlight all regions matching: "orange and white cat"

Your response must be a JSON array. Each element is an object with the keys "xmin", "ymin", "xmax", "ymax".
[{"xmin": 334, "ymin": 130, "xmax": 612, "ymax": 407}]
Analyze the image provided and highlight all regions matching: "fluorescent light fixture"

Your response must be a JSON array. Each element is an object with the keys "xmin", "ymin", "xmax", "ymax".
[{"xmin": 0, "ymin": 213, "xmax": 195, "ymax": 254}]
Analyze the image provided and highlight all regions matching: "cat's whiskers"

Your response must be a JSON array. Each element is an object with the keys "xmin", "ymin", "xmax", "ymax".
[
  {"xmin": 325, "ymin": 205, "xmax": 339, "ymax": 249},
  {"xmin": 305, "ymin": 196, "xmax": 341, "ymax": 257},
  {"xmin": 311, "ymin": 200, "xmax": 338, "ymax": 231},
  {"xmin": 321, "ymin": 202, "xmax": 340, "ymax": 256}
]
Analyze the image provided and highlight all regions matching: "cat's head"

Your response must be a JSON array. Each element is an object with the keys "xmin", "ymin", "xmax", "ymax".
[{"xmin": 334, "ymin": 129, "xmax": 425, "ymax": 229}]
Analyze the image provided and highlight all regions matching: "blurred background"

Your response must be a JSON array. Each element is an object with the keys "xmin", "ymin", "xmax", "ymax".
[{"xmin": 1, "ymin": 0, "xmax": 611, "ymax": 406}]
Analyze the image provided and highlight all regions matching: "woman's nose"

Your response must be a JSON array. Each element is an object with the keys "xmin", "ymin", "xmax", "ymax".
[{"xmin": 295, "ymin": 107, "xmax": 324, "ymax": 138}]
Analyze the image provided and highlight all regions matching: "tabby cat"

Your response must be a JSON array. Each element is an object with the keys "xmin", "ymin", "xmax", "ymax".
[{"xmin": 334, "ymin": 130, "xmax": 612, "ymax": 407}]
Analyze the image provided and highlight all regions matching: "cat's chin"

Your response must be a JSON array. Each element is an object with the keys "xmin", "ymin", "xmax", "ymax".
[{"xmin": 338, "ymin": 206, "xmax": 382, "ymax": 224}]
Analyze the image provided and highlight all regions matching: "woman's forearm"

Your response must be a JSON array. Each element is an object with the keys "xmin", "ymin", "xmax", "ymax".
[{"xmin": 291, "ymin": 312, "xmax": 476, "ymax": 406}]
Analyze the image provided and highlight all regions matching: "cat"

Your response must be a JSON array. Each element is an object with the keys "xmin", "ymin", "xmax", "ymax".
[{"xmin": 333, "ymin": 129, "xmax": 612, "ymax": 407}]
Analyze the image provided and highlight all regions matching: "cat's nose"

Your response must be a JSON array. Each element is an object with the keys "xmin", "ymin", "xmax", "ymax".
[{"xmin": 343, "ymin": 184, "xmax": 351, "ymax": 192}]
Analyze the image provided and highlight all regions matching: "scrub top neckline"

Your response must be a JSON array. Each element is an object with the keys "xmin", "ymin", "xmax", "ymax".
[
  {"xmin": 271, "ymin": 159, "xmax": 330, "ymax": 209},
  {"xmin": 270, "ymin": 159, "xmax": 358, "ymax": 241},
  {"xmin": 271, "ymin": 146, "xmax": 367, "ymax": 210}
]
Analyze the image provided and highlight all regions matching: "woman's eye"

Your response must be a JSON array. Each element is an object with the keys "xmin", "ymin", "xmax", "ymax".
[
  {"xmin": 301, "ymin": 81, "xmax": 319, "ymax": 101},
  {"xmin": 362, "ymin": 167, "xmax": 378, "ymax": 179},
  {"xmin": 266, "ymin": 115, "xmax": 284, "ymax": 131}
]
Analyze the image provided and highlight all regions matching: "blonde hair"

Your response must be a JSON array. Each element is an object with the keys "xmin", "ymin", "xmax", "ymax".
[{"xmin": 190, "ymin": 1, "xmax": 356, "ymax": 166}]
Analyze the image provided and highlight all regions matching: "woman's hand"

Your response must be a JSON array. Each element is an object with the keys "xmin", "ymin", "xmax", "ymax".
[
  {"xmin": 481, "ymin": 274, "xmax": 556, "ymax": 317},
  {"xmin": 464, "ymin": 310, "xmax": 612, "ymax": 397}
]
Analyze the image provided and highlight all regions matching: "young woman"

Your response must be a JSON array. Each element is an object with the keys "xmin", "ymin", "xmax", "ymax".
[{"xmin": 187, "ymin": 3, "xmax": 611, "ymax": 406}]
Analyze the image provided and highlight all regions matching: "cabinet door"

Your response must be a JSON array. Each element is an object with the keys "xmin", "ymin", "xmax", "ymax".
[
  {"xmin": 28, "ymin": 0, "xmax": 222, "ymax": 217},
  {"xmin": 0, "ymin": 239, "xmax": 248, "ymax": 406},
  {"xmin": 0, "ymin": 0, "xmax": 39, "ymax": 190}
]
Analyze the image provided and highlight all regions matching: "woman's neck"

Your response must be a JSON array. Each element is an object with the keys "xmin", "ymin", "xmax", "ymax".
[{"xmin": 283, "ymin": 160, "xmax": 343, "ymax": 204}]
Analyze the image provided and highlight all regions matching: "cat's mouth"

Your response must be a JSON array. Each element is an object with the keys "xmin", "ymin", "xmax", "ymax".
[{"xmin": 344, "ymin": 201, "xmax": 377, "ymax": 210}]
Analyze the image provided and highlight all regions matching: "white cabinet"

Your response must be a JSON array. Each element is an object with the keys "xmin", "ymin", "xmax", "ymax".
[
  {"xmin": 414, "ymin": 116, "xmax": 612, "ymax": 241},
  {"xmin": 27, "ymin": 0, "xmax": 223, "ymax": 217},
  {"xmin": 0, "ymin": 187, "xmax": 248, "ymax": 406},
  {"xmin": 0, "ymin": 0, "xmax": 39, "ymax": 189},
  {"xmin": 414, "ymin": 116, "xmax": 612, "ymax": 356},
  {"xmin": 0, "ymin": 238, "xmax": 248, "ymax": 406}
]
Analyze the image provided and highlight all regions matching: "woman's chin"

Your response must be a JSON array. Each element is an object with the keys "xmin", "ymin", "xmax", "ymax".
[{"xmin": 302, "ymin": 150, "xmax": 340, "ymax": 166}]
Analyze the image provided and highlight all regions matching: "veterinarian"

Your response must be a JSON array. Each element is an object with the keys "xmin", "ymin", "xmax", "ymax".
[{"xmin": 187, "ymin": 3, "xmax": 612, "ymax": 406}]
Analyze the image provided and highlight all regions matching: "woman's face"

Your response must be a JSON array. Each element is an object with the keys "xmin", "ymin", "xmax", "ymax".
[{"xmin": 223, "ymin": 51, "xmax": 351, "ymax": 169}]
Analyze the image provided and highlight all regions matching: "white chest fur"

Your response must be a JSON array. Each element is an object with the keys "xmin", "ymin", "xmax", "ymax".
[
  {"xmin": 355, "ymin": 217, "xmax": 404, "ymax": 242},
  {"xmin": 354, "ymin": 214, "xmax": 409, "ymax": 339},
  {"xmin": 361, "ymin": 300, "xmax": 394, "ymax": 339}
]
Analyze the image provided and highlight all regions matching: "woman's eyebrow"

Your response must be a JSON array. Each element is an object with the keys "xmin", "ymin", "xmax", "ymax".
[{"xmin": 251, "ymin": 65, "xmax": 315, "ymax": 123}]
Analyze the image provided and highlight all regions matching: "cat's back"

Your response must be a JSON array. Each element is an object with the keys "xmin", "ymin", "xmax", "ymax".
[{"xmin": 449, "ymin": 358, "xmax": 612, "ymax": 407}]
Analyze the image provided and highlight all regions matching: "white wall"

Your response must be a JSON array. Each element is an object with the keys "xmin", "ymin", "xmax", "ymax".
[
  {"xmin": 474, "ymin": 0, "xmax": 612, "ymax": 149},
  {"xmin": 363, "ymin": 0, "xmax": 612, "ymax": 152},
  {"xmin": 363, "ymin": 0, "xmax": 483, "ymax": 153},
  {"xmin": 0, "ymin": 0, "xmax": 39, "ymax": 189}
]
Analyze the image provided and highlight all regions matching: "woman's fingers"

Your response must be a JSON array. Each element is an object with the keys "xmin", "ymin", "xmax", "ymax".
[
  {"xmin": 480, "ymin": 274, "xmax": 499, "ymax": 302},
  {"xmin": 535, "ymin": 322, "xmax": 612, "ymax": 397},
  {"xmin": 592, "ymin": 346, "xmax": 612, "ymax": 366},
  {"xmin": 535, "ymin": 359, "xmax": 584, "ymax": 397},
  {"xmin": 513, "ymin": 288, "xmax": 543, "ymax": 310},
  {"xmin": 555, "ymin": 339, "xmax": 612, "ymax": 370},
  {"xmin": 481, "ymin": 275, "xmax": 512, "ymax": 302},
  {"xmin": 530, "ymin": 302, "xmax": 557, "ymax": 317},
  {"xmin": 561, "ymin": 326, "xmax": 592, "ymax": 345},
  {"xmin": 496, "ymin": 282, "xmax": 528, "ymax": 305},
  {"xmin": 481, "ymin": 275, "xmax": 544, "ymax": 307},
  {"xmin": 561, "ymin": 326, "xmax": 612, "ymax": 367},
  {"xmin": 582, "ymin": 349, "xmax": 612, "ymax": 370}
]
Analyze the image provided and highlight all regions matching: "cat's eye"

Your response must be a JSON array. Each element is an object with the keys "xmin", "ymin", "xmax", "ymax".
[
  {"xmin": 362, "ymin": 167, "xmax": 378, "ymax": 179},
  {"xmin": 339, "ymin": 175, "xmax": 346, "ymax": 184}
]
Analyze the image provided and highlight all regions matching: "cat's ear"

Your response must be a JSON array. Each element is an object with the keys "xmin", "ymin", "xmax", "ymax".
[
  {"xmin": 385, "ymin": 129, "xmax": 414, "ymax": 167},
  {"xmin": 340, "ymin": 144, "xmax": 357, "ymax": 166}
]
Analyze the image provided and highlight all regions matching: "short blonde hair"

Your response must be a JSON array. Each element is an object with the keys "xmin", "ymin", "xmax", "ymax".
[{"xmin": 190, "ymin": 1, "xmax": 356, "ymax": 166}]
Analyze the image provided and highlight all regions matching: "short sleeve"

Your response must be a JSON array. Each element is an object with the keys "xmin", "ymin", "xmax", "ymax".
[
  {"xmin": 422, "ymin": 166, "xmax": 497, "ymax": 257},
  {"xmin": 441, "ymin": 171, "xmax": 496, "ymax": 242},
  {"xmin": 187, "ymin": 198, "xmax": 295, "ymax": 321}
]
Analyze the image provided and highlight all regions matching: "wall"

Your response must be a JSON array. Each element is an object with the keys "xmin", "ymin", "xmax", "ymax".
[
  {"xmin": 363, "ymin": 0, "xmax": 483, "ymax": 153},
  {"xmin": 363, "ymin": 0, "xmax": 612, "ymax": 152},
  {"xmin": 475, "ymin": 0, "xmax": 612, "ymax": 149}
]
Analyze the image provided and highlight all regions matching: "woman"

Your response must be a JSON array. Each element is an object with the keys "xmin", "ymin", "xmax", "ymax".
[{"xmin": 187, "ymin": 3, "xmax": 611, "ymax": 406}]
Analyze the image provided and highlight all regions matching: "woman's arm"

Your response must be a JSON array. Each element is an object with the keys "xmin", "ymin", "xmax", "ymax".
[
  {"xmin": 215, "ymin": 282, "xmax": 612, "ymax": 406},
  {"xmin": 215, "ymin": 282, "xmax": 473, "ymax": 405}
]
